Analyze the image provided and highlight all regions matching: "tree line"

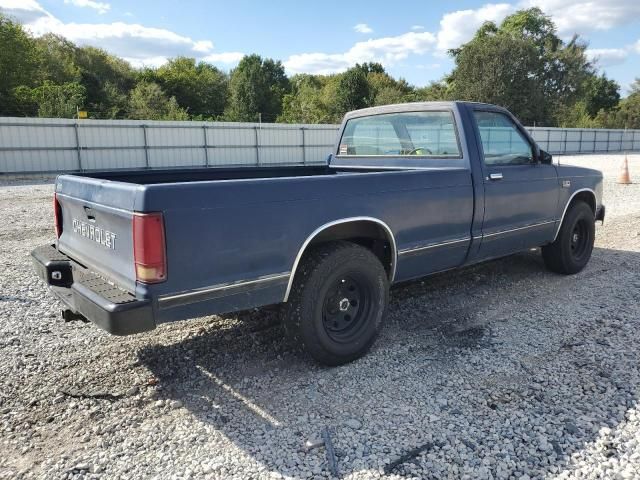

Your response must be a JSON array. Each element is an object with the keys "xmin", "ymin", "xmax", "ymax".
[{"xmin": 1, "ymin": 8, "xmax": 639, "ymax": 128}]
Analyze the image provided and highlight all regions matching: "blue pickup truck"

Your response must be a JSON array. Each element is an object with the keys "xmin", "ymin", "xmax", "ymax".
[{"xmin": 32, "ymin": 102, "xmax": 605, "ymax": 365}]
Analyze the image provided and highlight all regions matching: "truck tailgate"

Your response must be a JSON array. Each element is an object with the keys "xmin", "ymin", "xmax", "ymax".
[{"xmin": 55, "ymin": 175, "xmax": 140, "ymax": 293}]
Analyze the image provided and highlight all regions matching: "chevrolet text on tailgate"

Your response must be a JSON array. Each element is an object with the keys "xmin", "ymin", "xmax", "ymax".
[{"xmin": 32, "ymin": 102, "xmax": 605, "ymax": 365}]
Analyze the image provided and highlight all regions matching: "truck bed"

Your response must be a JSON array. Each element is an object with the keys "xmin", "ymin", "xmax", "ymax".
[
  {"xmin": 54, "ymin": 164, "xmax": 475, "ymax": 322},
  {"xmin": 79, "ymin": 165, "xmax": 382, "ymax": 185}
]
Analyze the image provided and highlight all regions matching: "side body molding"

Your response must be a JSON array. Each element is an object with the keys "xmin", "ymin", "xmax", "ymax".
[
  {"xmin": 552, "ymin": 188, "xmax": 597, "ymax": 242},
  {"xmin": 283, "ymin": 216, "xmax": 397, "ymax": 302}
]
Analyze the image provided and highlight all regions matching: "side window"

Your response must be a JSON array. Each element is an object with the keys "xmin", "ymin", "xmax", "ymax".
[
  {"xmin": 338, "ymin": 111, "xmax": 461, "ymax": 157},
  {"xmin": 473, "ymin": 111, "xmax": 534, "ymax": 166}
]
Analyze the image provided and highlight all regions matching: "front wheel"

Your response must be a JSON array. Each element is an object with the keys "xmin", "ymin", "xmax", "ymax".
[
  {"xmin": 283, "ymin": 241, "xmax": 389, "ymax": 366},
  {"xmin": 542, "ymin": 201, "xmax": 595, "ymax": 274}
]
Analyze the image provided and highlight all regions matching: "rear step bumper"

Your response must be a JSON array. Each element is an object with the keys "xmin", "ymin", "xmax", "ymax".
[{"xmin": 31, "ymin": 244, "xmax": 155, "ymax": 335}]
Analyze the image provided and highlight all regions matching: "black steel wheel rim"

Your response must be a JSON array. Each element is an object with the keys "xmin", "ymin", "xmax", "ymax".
[
  {"xmin": 570, "ymin": 218, "xmax": 590, "ymax": 261},
  {"xmin": 321, "ymin": 274, "xmax": 373, "ymax": 343}
]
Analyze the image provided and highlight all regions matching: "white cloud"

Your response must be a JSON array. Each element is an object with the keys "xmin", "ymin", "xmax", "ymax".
[
  {"xmin": 285, "ymin": 53, "xmax": 350, "ymax": 75},
  {"xmin": 0, "ymin": 0, "xmax": 50, "ymax": 24},
  {"xmin": 519, "ymin": 0, "xmax": 640, "ymax": 35},
  {"xmin": 635, "ymin": 40, "xmax": 640, "ymax": 54},
  {"xmin": 0, "ymin": 0, "xmax": 243, "ymax": 68},
  {"xmin": 353, "ymin": 23, "xmax": 373, "ymax": 34},
  {"xmin": 192, "ymin": 40, "xmax": 214, "ymax": 53},
  {"xmin": 585, "ymin": 48, "xmax": 629, "ymax": 67},
  {"xmin": 201, "ymin": 52, "xmax": 245, "ymax": 64},
  {"xmin": 34, "ymin": 20, "xmax": 217, "ymax": 64},
  {"xmin": 411, "ymin": 25, "xmax": 425, "ymax": 31},
  {"xmin": 64, "ymin": 0, "xmax": 110, "ymax": 15},
  {"xmin": 285, "ymin": 31, "xmax": 436, "ymax": 74},
  {"xmin": 349, "ymin": 31, "xmax": 436, "ymax": 61},
  {"xmin": 436, "ymin": 3, "xmax": 514, "ymax": 52}
]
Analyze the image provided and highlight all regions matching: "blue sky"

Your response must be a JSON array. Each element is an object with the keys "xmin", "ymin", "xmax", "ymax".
[{"xmin": 2, "ymin": 0, "xmax": 639, "ymax": 94}]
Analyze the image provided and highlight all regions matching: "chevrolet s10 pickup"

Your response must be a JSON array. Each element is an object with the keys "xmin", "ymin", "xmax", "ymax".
[{"xmin": 32, "ymin": 102, "xmax": 605, "ymax": 365}]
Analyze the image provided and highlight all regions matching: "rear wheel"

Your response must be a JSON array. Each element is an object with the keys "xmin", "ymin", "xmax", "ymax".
[
  {"xmin": 542, "ymin": 201, "xmax": 595, "ymax": 274},
  {"xmin": 283, "ymin": 241, "xmax": 389, "ymax": 366}
]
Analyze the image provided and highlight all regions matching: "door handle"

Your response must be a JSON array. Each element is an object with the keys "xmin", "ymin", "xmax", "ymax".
[{"xmin": 489, "ymin": 173, "xmax": 503, "ymax": 181}]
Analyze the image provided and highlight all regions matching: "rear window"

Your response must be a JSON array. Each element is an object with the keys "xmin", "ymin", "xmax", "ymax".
[{"xmin": 338, "ymin": 111, "xmax": 461, "ymax": 158}]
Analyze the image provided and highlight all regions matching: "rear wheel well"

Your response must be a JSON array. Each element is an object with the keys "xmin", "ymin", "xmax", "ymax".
[
  {"xmin": 308, "ymin": 221, "xmax": 394, "ymax": 278},
  {"xmin": 286, "ymin": 220, "xmax": 395, "ymax": 302}
]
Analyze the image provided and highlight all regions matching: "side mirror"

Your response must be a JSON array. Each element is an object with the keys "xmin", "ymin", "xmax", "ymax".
[{"xmin": 539, "ymin": 150, "xmax": 553, "ymax": 164}]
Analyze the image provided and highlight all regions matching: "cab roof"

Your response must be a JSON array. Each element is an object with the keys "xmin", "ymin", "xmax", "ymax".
[{"xmin": 343, "ymin": 101, "xmax": 504, "ymax": 121}]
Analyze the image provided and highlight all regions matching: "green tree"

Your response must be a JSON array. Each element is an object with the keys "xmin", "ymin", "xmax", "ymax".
[
  {"xmin": 356, "ymin": 62, "xmax": 386, "ymax": 75},
  {"xmin": 582, "ymin": 74, "xmax": 620, "ymax": 117},
  {"xmin": 128, "ymin": 81, "xmax": 188, "ymax": 120},
  {"xmin": 367, "ymin": 70, "xmax": 413, "ymax": 106},
  {"xmin": 154, "ymin": 57, "xmax": 227, "ymax": 118},
  {"xmin": 449, "ymin": 8, "xmax": 594, "ymax": 126},
  {"xmin": 414, "ymin": 81, "xmax": 449, "ymax": 101},
  {"xmin": 278, "ymin": 74, "xmax": 333, "ymax": 123},
  {"xmin": 225, "ymin": 54, "xmax": 289, "ymax": 121},
  {"xmin": 592, "ymin": 88, "xmax": 640, "ymax": 129},
  {"xmin": 500, "ymin": 7, "xmax": 558, "ymax": 51},
  {"xmin": 333, "ymin": 66, "xmax": 371, "ymax": 117},
  {"xmin": 35, "ymin": 34, "xmax": 81, "ymax": 85},
  {"xmin": 500, "ymin": 8, "xmax": 592, "ymax": 115},
  {"xmin": 545, "ymin": 37, "xmax": 593, "ymax": 115},
  {"xmin": 448, "ymin": 24, "xmax": 545, "ymax": 125},
  {"xmin": 14, "ymin": 81, "xmax": 86, "ymax": 118},
  {"xmin": 583, "ymin": 79, "xmax": 640, "ymax": 129},
  {"xmin": 616, "ymin": 94, "xmax": 640, "ymax": 129},
  {"xmin": 75, "ymin": 46, "xmax": 135, "ymax": 118},
  {"xmin": 554, "ymin": 101, "xmax": 597, "ymax": 128},
  {"xmin": 0, "ymin": 15, "xmax": 41, "ymax": 115}
]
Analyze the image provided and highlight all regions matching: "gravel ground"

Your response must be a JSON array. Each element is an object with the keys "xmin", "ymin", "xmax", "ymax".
[{"xmin": 1, "ymin": 154, "xmax": 639, "ymax": 480}]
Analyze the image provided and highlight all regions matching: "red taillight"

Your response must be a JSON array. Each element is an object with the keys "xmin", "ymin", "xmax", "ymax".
[
  {"xmin": 133, "ymin": 212, "xmax": 167, "ymax": 283},
  {"xmin": 53, "ymin": 193, "xmax": 62, "ymax": 238}
]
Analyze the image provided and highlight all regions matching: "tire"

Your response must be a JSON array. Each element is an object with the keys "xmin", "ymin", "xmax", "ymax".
[
  {"xmin": 542, "ymin": 200, "xmax": 595, "ymax": 274},
  {"xmin": 283, "ymin": 241, "xmax": 389, "ymax": 366}
]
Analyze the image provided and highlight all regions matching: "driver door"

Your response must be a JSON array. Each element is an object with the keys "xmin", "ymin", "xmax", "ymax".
[{"xmin": 473, "ymin": 109, "xmax": 558, "ymax": 260}]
